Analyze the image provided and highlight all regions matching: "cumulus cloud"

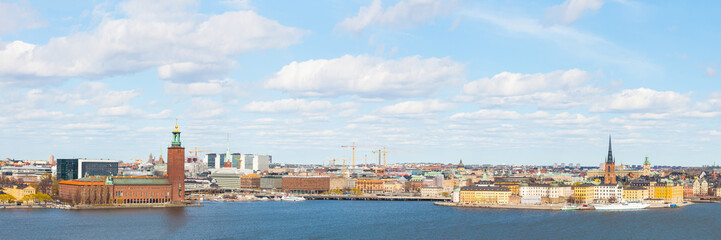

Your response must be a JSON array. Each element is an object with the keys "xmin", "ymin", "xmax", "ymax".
[
  {"xmin": 459, "ymin": 69, "xmax": 599, "ymax": 109},
  {"xmin": 377, "ymin": 99, "xmax": 454, "ymax": 117},
  {"xmin": 243, "ymin": 98, "xmax": 357, "ymax": 113},
  {"xmin": 0, "ymin": 1, "xmax": 46, "ymax": 34},
  {"xmin": 590, "ymin": 88, "xmax": 690, "ymax": 113},
  {"xmin": 462, "ymin": 69, "xmax": 591, "ymax": 96},
  {"xmin": 265, "ymin": 54, "xmax": 464, "ymax": 98},
  {"xmin": 185, "ymin": 98, "xmax": 226, "ymax": 119},
  {"xmin": 163, "ymin": 79, "xmax": 239, "ymax": 96},
  {"xmin": 336, "ymin": 0, "xmax": 456, "ymax": 34},
  {"xmin": 450, "ymin": 109, "xmax": 521, "ymax": 120},
  {"xmin": 544, "ymin": 0, "xmax": 604, "ymax": 25},
  {"xmin": 0, "ymin": 0, "xmax": 306, "ymax": 87}
]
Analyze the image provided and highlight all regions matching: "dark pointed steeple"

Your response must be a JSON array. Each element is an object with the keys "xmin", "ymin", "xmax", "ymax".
[{"xmin": 606, "ymin": 135, "xmax": 614, "ymax": 164}]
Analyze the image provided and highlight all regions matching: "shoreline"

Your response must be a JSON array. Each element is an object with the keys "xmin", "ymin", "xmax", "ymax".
[
  {"xmin": 1, "ymin": 203, "xmax": 203, "ymax": 210},
  {"xmin": 434, "ymin": 201, "xmax": 695, "ymax": 210}
]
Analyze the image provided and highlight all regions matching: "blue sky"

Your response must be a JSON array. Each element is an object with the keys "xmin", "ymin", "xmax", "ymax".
[{"xmin": 0, "ymin": 0, "xmax": 719, "ymax": 166}]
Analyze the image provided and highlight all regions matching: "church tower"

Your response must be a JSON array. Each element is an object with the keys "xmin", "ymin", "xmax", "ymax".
[
  {"xmin": 167, "ymin": 121, "xmax": 185, "ymax": 203},
  {"xmin": 603, "ymin": 135, "xmax": 617, "ymax": 184},
  {"xmin": 642, "ymin": 156, "xmax": 651, "ymax": 176}
]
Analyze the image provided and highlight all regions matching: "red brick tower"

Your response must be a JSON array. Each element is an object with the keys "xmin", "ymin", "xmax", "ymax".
[
  {"xmin": 603, "ymin": 135, "xmax": 616, "ymax": 184},
  {"xmin": 168, "ymin": 122, "xmax": 185, "ymax": 203}
]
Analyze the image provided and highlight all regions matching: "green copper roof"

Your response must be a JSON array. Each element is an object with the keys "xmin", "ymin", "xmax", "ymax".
[
  {"xmin": 113, "ymin": 178, "xmax": 171, "ymax": 185},
  {"xmin": 644, "ymin": 156, "xmax": 651, "ymax": 165}
]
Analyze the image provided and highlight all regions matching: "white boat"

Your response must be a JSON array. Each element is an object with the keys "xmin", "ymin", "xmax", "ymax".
[
  {"xmin": 594, "ymin": 202, "xmax": 649, "ymax": 210},
  {"xmin": 561, "ymin": 204, "xmax": 580, "ymax": 211},
  {"xmin": 280, "ymin": 195, "xmax": 306, "ymax": 201}
]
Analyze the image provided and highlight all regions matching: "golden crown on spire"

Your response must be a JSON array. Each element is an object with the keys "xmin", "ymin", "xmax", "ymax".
[{"xmin": 173, "ymin": 118, "xmax": 179, "ymax": 132}]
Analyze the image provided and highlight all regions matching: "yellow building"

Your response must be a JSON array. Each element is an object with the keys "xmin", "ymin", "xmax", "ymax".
[
  {"xmin": 3, "ymin": 185, "xmax": 36, "ymax": 202},
  {"xmin": 573, "ymin": 184, "xmax": 595, "ymax": 204},
  {"xmin": 459, "ymin": 186, "xmax": 511, "ymax": 204},
  {"xmin": 653, "ymin": 183, "xmax": 683, "ymax": 203},
  {"xmin": 495, "ymin": 183, "xmax": 520, "ymax": 195},
  {"xmin": 623, "ymin": 186, "xmax": 649, "ymax": 201}
]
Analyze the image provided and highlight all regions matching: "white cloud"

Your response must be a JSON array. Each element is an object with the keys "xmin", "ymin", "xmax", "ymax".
[
  {"xmin": 544, "ymin": 0, "xmax": 604, "ymax": 25},
  {"xmin": 450, "ymin": 109, "xmax": 521, "ymax": 120},
  {"xmin": 163, "ymin": 79, "xmax": 238, "ymax": 96},
  {"xmin": 462, "ymin": 69, "xmax": 591, "ymax": 96},
  {"xmin": 265, "ymin": 54, "xmax": 464, "ymax": 98},
  {"xmin": 590, "ymin": 88, "xmax": 690, "ymax": 113},
  {"xmin": 98, "ymin": 105, "xmax": 145, "ymax": 117},
  {"xmin": 185, "ymin": 98, "xmax": 226, "ymax": 119},
  {"xmin": 243, "ymin": 98, "xmax": 357, "ymax": 113},
  {"xmin": 336, "ymin": 0, "xmax": 456, "ymax": 34},
  {"xmin": 377, "ymin": 99, "xmax": 453, "ymax": 117},
  {"xmin": 0, "ymin": 0, "xmax": 306, "ymax": 86},
  {"xmin": 459, "ymin": 69, "xmax": 599, "ymax": 109},
  {"xmin": 705, "ymin": 67, "xmax": 717, "ymax": 78},
  {"xmin": 0, "ymin": 1, "xmax": 46, "ymax": 34}
]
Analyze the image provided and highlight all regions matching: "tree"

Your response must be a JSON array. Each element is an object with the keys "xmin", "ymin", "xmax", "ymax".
[
  {"xmin": 38, "ymin": 173, "xmax": 54, "ymax": 195},
  {"xmin": 349, "ymin": 188, "xmax": 363, "ymax": 195},
  {"xmin": 0, "ymin": 194, "xmax": 17, "ymax": 205}
]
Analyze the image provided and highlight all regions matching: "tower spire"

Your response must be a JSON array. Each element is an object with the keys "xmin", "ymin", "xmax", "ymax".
[
  {"xmin": 226, "ymin": 133, "xmax": 231, "ymax": 167},
  {"xmin": 606, "ymin": 135, "xmax": 614, "ymax": 164}
]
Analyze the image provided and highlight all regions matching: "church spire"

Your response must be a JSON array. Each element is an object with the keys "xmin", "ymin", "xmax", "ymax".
[{"xmin": 606, "ymin": 135, "xmax": 614, "ymax": 164}]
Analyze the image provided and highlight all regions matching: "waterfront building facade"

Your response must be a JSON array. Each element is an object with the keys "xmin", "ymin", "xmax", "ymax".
[
  {"xmin": 420, "ymin": 186, "xmax": 443, "ymax": 198},
  {"xmin": 282, "ymin": 176, "xmax": 330, "ymax": 194},
  {"xmin": 459, "ymin": 186, "xmax": 511, "ymax": 204},
  {"xmin": 356, "ymin": 179, "xmax": 384, "ymax": 193},
  {"xmin": 653, "ymin": 183, "xmax": 683, "ymax": 203},
  {"xmin": 573, "ymin": 184, "xmax": 595, "ymax": 204},
  {"xmin": 58, "ymin": 176, "xmax": 173, "ymax": 204},
  {"xmin": 594, "ymin": 184, "xmax": 623, "ymax": 201},
  {"xmin": 622, "ymin": 186, "xmax": 649, "ymax": 201},
  {"xmin": 2, "ymin": 185, "xmax": 35, "ymax": 202},
  {"xmin": 239, "ymin": 174, "xmax": 261, "ymax": 189},
  {"xmin": 260, "ymin": 175, "xmax": 283, "ymax": 190}
]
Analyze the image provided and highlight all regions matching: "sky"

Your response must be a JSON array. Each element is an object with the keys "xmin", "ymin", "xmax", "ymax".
[{"xmin": 0, "ymin": 0, "xmax": 719, "ymax": 166}]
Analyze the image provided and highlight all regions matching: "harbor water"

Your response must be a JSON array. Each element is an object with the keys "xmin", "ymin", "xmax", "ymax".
[{"xmin": 2, "ymin": 201, "xmax": 720, "ymax": 239}]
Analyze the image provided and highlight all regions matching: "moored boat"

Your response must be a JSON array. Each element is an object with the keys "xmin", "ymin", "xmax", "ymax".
[
  {"xmin": 280, "ymin": 195, "xmax": 306, "ymax": 201},
  {"xmin": 594, "ymin": 202, "xmax": 649, "ymax": 210}
]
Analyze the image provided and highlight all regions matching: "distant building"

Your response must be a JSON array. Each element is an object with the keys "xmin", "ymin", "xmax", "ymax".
[
  {"xmin": 59, "ymin": 176, "xmax": 172, "ymax": 204},
  {"xmin": 594, "ymin": 184, "xmax": 623, "ymax": 201},
  {"xmin": 622, "ymin": 186, "xmax": 649, "ymax": 201},
  {"xmin": 57, "ymin": 122, "xmax": 186, "ymax": 204},
  {"xmin": 420, "ymin": 186, "xmax": 443, "ymax": 198},
  {"xmin": 260, "ymin": 175, "xmax": 283, "ymax": 190},
  {"xmin": 56, "ymin": 159, "xmax": 119, "ymax": 181},
  {"xmin": 573, "ymin": 184, "xmax": 595, "ymax": 204},
  {"xmin": 282, "ymin": 176, "xmax": 330, "ymax": 194},
  {"xmin": 459, "ymin": 186, "xmax": 511, "ymax": 204},
  {"xmin": 240, "ymin": 154, "xmax": 271, "ymax": 172},
  {"xmin": 2, "ymin": 185, "xmax": 35, "ymax": 202},
  {"xmin": 356, "ymin": 179, "xmax": 383, "ymax": 193},
  {"xmin": 240, "ymin": 174, "xmax": 261, "ymax": 189},
  {"xmin": 603, "ymin": 136, "xmax": 617, "ymax": 184},
  {"xmin": 653, "ymin": 182, "xmax": 683, "ymax": 203},
  {"xmin": 205, "ymin": 153, "xmax": 218, "ymax": 169}
]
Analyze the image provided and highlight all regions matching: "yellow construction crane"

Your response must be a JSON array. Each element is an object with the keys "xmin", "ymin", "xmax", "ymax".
[
  {"xmin": 372, "ymin": 147, "xmax": 416, "ymax": 171},
  {"xmin": 341, "ymin": 143, "xmax": 381, "ymax": 169},
  {"xmin": 188, "ymin": 147, "xmax": 211, "ymax": 158}
]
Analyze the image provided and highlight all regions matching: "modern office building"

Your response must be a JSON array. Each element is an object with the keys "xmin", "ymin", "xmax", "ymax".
[
  {"xmin": 56, "ymin": 158, "xmax": 118, "ymax": 181},
  {"xmin": 205, "ymin": 153, "xmax": 218, "ymax": 169},
  {"xmin": 240, "ymin": 154, "xmax": 271, "ymax": 172}
]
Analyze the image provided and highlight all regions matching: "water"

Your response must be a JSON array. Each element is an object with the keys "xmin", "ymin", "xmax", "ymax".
[{"xmin": 1, "ymin": 201, "xmax": 720, "ymax": 239}]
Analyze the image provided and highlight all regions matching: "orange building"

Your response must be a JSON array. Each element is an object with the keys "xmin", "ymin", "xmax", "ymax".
[{"xmin": 58, "ymin": 176, "xmax": 173, "ymax": 204}]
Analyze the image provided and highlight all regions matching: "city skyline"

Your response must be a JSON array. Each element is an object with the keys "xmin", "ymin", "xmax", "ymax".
[{"xmin": 0, "ymin": 0, "xmax": 720, "ymax": 166}]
